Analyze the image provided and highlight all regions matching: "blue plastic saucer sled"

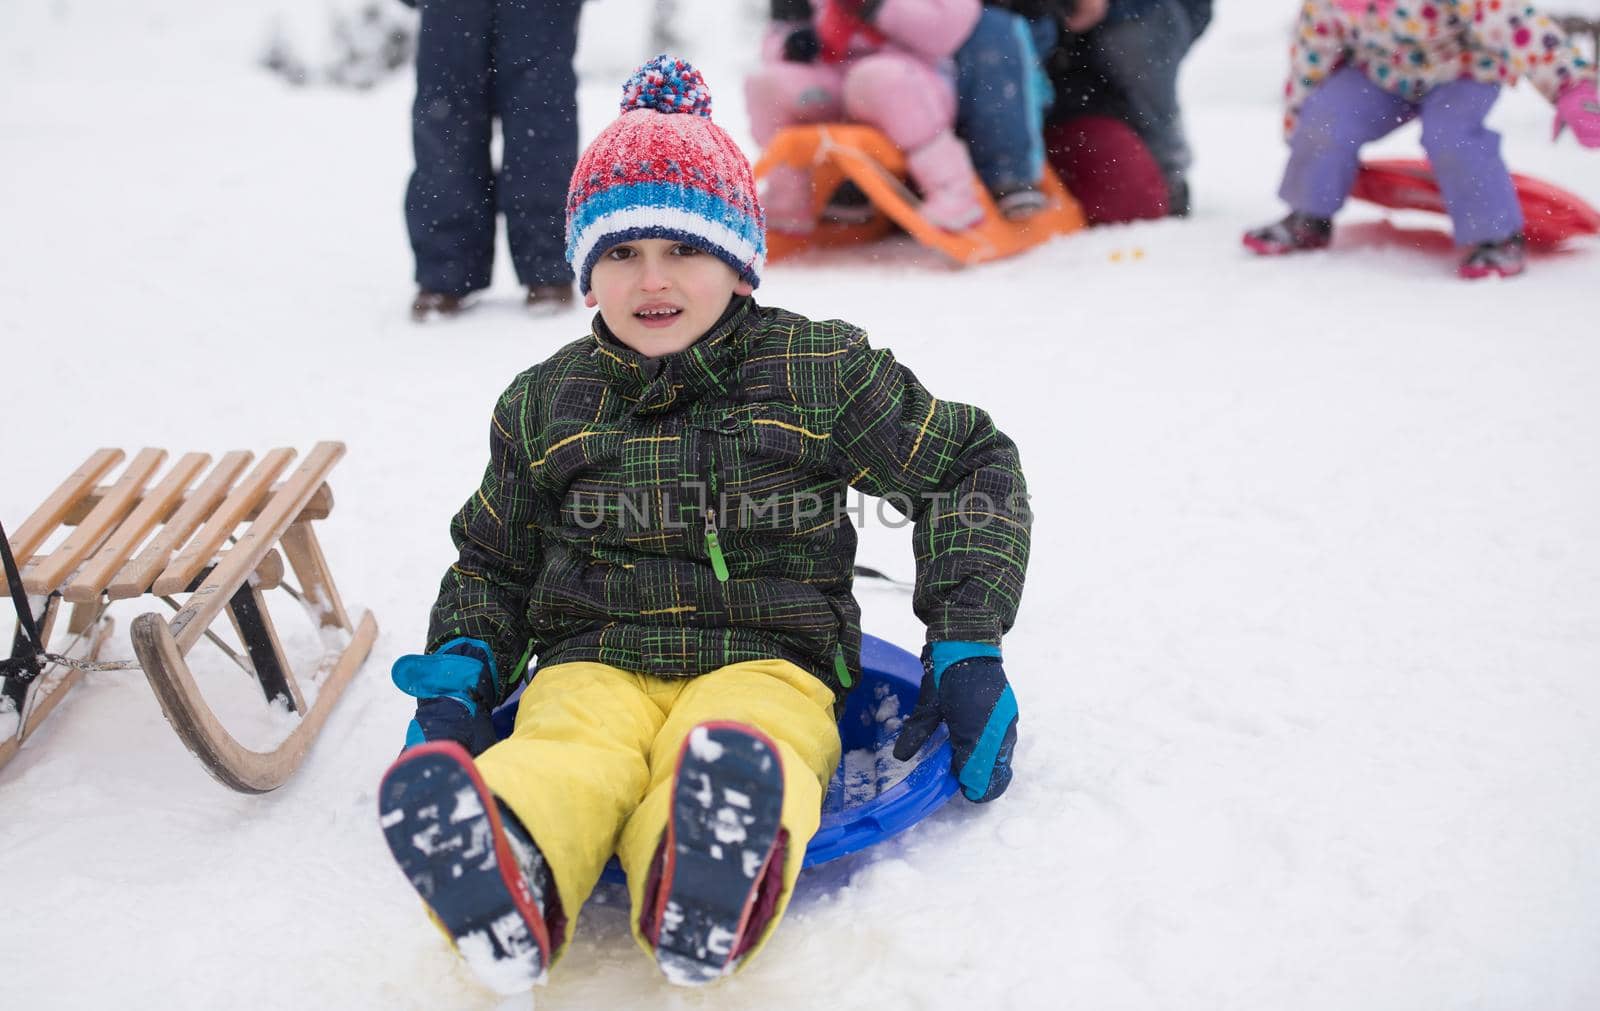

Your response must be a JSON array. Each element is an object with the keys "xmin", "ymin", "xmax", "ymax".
[{"xmin": 489, "ymin": 634, "xmax": 959, "ymax": 883}]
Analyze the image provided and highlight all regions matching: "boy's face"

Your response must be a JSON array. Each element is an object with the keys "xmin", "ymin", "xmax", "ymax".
[{"xmin": 586, "ymin": 238, "xmax": 753, "ymax": 357}]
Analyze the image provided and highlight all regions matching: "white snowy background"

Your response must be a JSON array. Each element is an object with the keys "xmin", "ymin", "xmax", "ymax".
[{"xmin": 4, "ymin": 0, "xmax": 1600, "ymax": 1008}]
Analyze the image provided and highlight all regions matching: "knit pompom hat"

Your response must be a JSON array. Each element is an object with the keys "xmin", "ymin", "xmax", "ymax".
[{"xmin": 565, "ymin": 56, "xmax": 766, "ymax": 295}]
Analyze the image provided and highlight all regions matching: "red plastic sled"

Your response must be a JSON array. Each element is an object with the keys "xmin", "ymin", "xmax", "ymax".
[
  {"xmin": 754, "ymin": 124, "xmax": 1087, "ymax": 265},
  {"xmin": 1351, "ymin": 158, "xmax": 1600, "ymax": 247}
]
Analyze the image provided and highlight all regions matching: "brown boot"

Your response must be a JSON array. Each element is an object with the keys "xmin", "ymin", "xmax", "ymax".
[
  {"xmin": 526, "ymin": 284, "xmax": 575, "ymax": 315},
  {"xmin": 410, "ymin": 290, "xmax": 468, "ymax": 322}
]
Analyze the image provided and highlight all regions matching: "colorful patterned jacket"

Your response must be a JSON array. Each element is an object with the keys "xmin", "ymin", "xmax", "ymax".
[
  {"xmin": 1284, "ymin": 0, "xmax": 1594, "ymax": 135},
  {"xmin": 426, "ymin": 297, "xmax": 1032, "ymax": 706}
]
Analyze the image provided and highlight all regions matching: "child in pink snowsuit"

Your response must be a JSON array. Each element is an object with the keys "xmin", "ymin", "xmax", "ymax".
[
  {"xmin": 746, "ymin": 0, "xmax": 984, "ymax": 232},
  {"xmin": 1243, "ymin": 0, "xmax": 1600, "ymax": 279}
]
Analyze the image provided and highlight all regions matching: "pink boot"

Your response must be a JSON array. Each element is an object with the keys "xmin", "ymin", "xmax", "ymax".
[
  {"xmin": 907, "ymin": 131, "xmax": 984, "ymax": 232},
  {"xmin": 761, "ymin": 165, "xmax": 816, "ymax": 235}
]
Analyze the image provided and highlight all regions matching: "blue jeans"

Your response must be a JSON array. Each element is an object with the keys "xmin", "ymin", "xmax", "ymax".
[
  {"xmin": 1280, "ymin": 67, "xmax": 1523, "ymax": 244},
  {"xmin": 954, "ymin": 8, "xmax": 1058, "ymax": 195},
  {"xmin": 406, "ymin": 0, "xmax": 581, "ymax": 296},
  {"xmin": 1082, "ymin": 0, "xmax": 1199, "ymax": 182}
]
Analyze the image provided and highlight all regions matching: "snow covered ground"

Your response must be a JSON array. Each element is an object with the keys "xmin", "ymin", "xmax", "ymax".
[{"xmin": 5, "ymin": 1, "xmax": 1600, "ymax": 1008}]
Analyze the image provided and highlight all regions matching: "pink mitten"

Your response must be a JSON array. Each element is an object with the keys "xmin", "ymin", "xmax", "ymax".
[{"xmin": 1553, "ymin": 79, "xmax": 1600, "ymax": 148}]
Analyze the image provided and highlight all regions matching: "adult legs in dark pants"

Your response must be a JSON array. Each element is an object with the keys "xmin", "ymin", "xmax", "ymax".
[
  {"xmin": 408, "ymin": 0, "xmax": 495, "ymax": 304},
  {"xmin": 406, "ymin": 0, "xmax": 580, "ymax": 318},
  {"xmin": 496, "ymin": 0, "xmax": 582, "ymax": 299},
  {"xmin": 1068, "ymin": 0, "xmax": 1207, "ymax": 215}
]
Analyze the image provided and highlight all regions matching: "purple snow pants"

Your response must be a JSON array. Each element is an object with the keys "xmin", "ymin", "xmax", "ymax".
[{"xmin": 1279, "ymin": 66, "xmax": 1523, "ymax": 244}]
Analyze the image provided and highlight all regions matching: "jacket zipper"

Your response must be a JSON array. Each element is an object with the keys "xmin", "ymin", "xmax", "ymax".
[
  {"xmin": 833, "ymin": 642, "xmax": 853, "ymax": 689},
  {"xmin": 702, "ymin": 434, "xmax": 729, "ymax": 582},
  {"xmin": 699, "ymin": 417, "xmax": 847, "ymax": 688}
]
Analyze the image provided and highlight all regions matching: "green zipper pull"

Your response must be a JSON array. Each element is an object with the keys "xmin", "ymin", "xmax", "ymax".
[
  {"xmin": 833, "ymin": 643, "xmax": 853, "ymax": 688},
  {"xmin": 704, "ymin": 509, "xmax": 729, "ymax": 582}
]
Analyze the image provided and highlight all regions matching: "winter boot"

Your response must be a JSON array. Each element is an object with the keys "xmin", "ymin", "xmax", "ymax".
[
  {"xmin": 646, "ymin": 722, "xmax": 788, "ymax": 986},
  {"xmin": 761, "ymin": 165, "xmax": 816, "ymax": 235},
  {"xmin": 906, "ymin": 131, "xmax": 985, "ymax": 232},
  {"xmin": 1241, "ymin": 211, "xmax": 1333, "ymax": 255},
  {"xmin": 1458, "ymin": 233, "xmax": 1526, "ymax": 280},
  {"xmin": 410, "ymin": 290, "xmax": 470, "ymax": 322},
  {"xmin": 821, "ymin": 180, "xmax": 876, "ymax": 225},
  {"xmin": 526, "ymin": 283, "xmax": 575, "ymax": 315},
  {"xmin": 1166, "ymin": 176, "xmax": 1191, "ymax": 218},
  {"xmin": 995, "ymin": 183, "xmax": 1048, "ymax": 222},
  {"xmin": 378, "ymin": 741, "xmax": 563, "ymax": 994}
]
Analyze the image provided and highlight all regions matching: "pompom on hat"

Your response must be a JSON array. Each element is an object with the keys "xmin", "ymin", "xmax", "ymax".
[{"xmin": 564, "ymin": 56, "xmax": 765, "ymax": 295}]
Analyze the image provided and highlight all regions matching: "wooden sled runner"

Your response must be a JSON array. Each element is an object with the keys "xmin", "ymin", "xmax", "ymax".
[
  {"xmin": 754, "ymin": 124, "xmax": 1087, "ymax": 265},
  {"xmin": 1, "ymin": 441, "xmax": 376, "ymax": 792}
]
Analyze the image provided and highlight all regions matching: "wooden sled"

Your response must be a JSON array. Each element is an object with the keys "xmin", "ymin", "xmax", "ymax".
[
  {"xmin": 754, "ymin": 124, "xmax": 1087, "ymax": 265},
  {"xmin": 1, "ymin": 442, "xmax": 376, "ymax": 792},
  {"xmin": 1351, "ymin": 158, "xmax": 1600, "ymax": 247}
]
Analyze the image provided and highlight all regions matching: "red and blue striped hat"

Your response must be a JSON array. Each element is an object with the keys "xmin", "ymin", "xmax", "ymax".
[{"xmin": 565, "ymin": 56, "xmax": 765, "ymax": 295}]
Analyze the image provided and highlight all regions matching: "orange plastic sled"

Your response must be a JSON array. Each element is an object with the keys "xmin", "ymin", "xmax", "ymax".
[
  {"xmin": 753, "ymin": 124, "xmax": 1087, "ymax": 265},
  {"xmin": 1351, "ymin": 158, "xmax": 1600, "ymax": 247}
]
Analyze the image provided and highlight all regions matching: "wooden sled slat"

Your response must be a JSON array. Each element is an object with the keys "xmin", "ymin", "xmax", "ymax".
[
  {"xmin": 151, "ymin": 449, "xmax": 295, "ymax": 598},
  {"xmin": 108, "ymin": 451, "xmax": 254, "ymax": 601},
  {"xmin": 63, "ymin": 452, "xmax": 213, "ymax": 603},
  {"xmin": 167, "ymin": 442, "xmax": 343, "ymax": 654},
  {"xmin": 22, "ymin": 449, "xmax": 168, "ymax": 596},
  {"xmin": 4, "ymin": 449, "xmax": 124, "ymax": 574},
  {"xmin": 132, "ymin": 609, "xmax": 377, "ymax": 793},
  {"xmin": 64, "ymin": 479, "xmax": 334, "ymax": 528}
]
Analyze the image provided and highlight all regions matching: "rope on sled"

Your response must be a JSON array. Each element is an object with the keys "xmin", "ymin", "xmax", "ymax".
[
  {"xmin": 1, "ymin": 520, "xmax": 138, "ymax": 683},
  {"xmin": 853, "ymin": 564, "xmax": 913, "ymax": 589},
  {"xmin": 0, "ymin": 520, "xmax": 46, "ymax": 683},
  {"xmin": 0, "ymin": 522, "xmax": 247, "ymax": 679},
  {"xmin": 28, "ymin": 653, "xmax": 139, "ymax": 674}
]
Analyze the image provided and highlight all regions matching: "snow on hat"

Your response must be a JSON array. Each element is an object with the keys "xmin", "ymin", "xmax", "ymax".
[{"xmin": 564, "ymin": 55, "xmax": 765, "ymax": 295}]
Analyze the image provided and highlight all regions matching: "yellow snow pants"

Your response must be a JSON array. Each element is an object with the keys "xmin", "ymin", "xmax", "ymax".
[{"xmin": 473, "ymin": 657, "xmax": 840, "ymax": 970}]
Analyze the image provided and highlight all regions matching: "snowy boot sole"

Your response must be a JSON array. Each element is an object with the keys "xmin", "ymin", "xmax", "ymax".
[
  {"xmin": 378, "ymin": 741, "xmax": 551, "ymax": 993},
  {"xmin": 653, "ymin": 722, "xmax": 786, "ymax": 986}
]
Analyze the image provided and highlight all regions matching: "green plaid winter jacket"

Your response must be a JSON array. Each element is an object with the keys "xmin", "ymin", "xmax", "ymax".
[{"xmin": 426, "ymin": 296, "xmax": 1030, "ymax": 705}]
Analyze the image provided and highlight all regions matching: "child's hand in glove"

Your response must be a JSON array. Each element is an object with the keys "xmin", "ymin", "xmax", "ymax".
[
  {"xmin": 391, "ymin": 637, "xmax": 501, "ymax": 756},
  {"xmin": 1554, "ymin": 79, "xmax": 1600, "ymax": 148},
  {"xmin": 892, "ymin": 642, "xmax": 1018, "ymax": 803}
]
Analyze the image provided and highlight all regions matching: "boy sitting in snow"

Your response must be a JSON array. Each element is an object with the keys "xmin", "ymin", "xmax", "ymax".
[{"xmin": 376, "ymin": 56, "xmax": 1032, "ymax": 991}]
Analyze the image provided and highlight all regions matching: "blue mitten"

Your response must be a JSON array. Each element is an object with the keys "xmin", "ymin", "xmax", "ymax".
[
  {"xmin": 891, "ymin": 641, "xmax": 1018, "ymax": 803},
  {"xmin": 392, "ymin": 637, "xmax": 500, "ymax": 756}
]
